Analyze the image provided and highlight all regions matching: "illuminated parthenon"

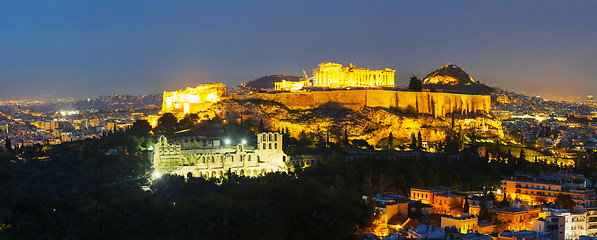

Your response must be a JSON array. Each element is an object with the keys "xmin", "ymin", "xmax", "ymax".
[
  {"xmin": 274, "ymin": 62, "xmax": 395, "ymax": 91},
  {"xmin": 312, "ymin": 62, "xmax": 395, "ymax": 88},
  {"xmin": 162, "ymin": 83, "xmax": 227, "ymax": 116}
]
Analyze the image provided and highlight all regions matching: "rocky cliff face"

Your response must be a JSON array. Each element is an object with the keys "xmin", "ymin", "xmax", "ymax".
[
  {"xmin": 234, "ymin": 90, "xmax": 491, "ymax": 118},
  {"xmin": 211, "ymin": 98, "xmax": 502, "ymax": 146}
]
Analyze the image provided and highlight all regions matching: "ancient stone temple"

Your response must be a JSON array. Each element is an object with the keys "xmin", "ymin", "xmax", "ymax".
[
  {"xmin": 150, "ymin": 132, "xmax": 291, "ymax": 178},
  {"xmin": 312, "ymin": 62, "xmax": 395, "ymax": 88},
  {"xmin": 274, "ymin": 62, "xmax": 395, "ymax": 91},
  {"xmin": 161, "ymin": 83, "xmax": 227, "ymax": 116}
]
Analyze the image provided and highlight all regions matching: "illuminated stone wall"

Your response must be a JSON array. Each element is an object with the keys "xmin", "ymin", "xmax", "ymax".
[
  {"xmin": 312, "ymin": 62, "xmax": 395, "ymax": 88},
  {"xmin": 162, "ymin": 83, "xmax": 227, "ymax": 116},
  {"xmin": 241, "ymin": 90, "xmax": 491, "ymax": 117},
  {"xmin": 151, "ymin": 132, "xmax": 290, "ymax": 178}
]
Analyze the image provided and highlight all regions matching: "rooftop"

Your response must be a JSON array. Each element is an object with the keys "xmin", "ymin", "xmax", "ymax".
[{"xmin": 411, "ymin": 186, "xmax": 451, "ymax": 192}]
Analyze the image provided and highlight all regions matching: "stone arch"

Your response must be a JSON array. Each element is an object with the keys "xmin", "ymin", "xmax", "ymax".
[
  {"xmin": 211, "ymin": 170, "xmax": 216, "ymax": 178},
  {"xmin": 262, "ymin": 143, "xmax": 266, "ymax": 149},
  {"xmin": 261, "ymin": 169, "xmax": 267, "ymax": 176},
  {"xmin": 269, "ymin": 133, "xmax": 273, "ymax": 141},
  {"xmin": 218, "ymin": 170, "xmax": 223, "ymax": 178},
  {"xmin": 269, "ymin": 143, "xmax": 272, "ymax": 149},
  {"xmin": 253, "ymin": 169, "xmax": 258, "ymax": 177},
  {"xmin": 274, "ymin": 143, "xmax": 277, "ymax": 149},
  {"xmin": 187, "ymin": 172, "xmax": 193, "ymax": 178},
  {"xmin": 232, "ymin": 170, "xmax": 238, "ymax": 175},
  {"xmin": 240, "ymin": 169, "xmax": 245, "ymax": 176},
  {"xmin": 274, "ymin": 133, "xmax": 277, "ymax": 141}
]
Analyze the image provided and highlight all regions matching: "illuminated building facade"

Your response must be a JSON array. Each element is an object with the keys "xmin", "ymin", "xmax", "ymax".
[
  {"xmin": 312, "ymin": 62, "xmax": 395, "ymax": 88},
  {"xmin": 500, "ymin": 174, "xmax": 597, "ymax": 207},
  {"xmin": 493, "ymin": 207, "xmax": 540, "ymax": 231},
  {"xmin": 586, "ymin": 208, "xmax": 597, "ymax": 237},
  {"xmin": 151, "ymin": 132, "xmax": 290, "ymax": 178},
  {"xmin": 274, "ymin": 79, "xmax": 310, "ymax": 92},
  {"xmin": 162, "ymin": 83, "xmax": 227, "ymax": 116},
  {"xmin": 441, "ymin": 215, "xmax": 479, "ymax": 234},
  {"xmin": 588, "ymin": 94, "xmax": 595, "ymax": 108},
  {"xmin": 410, "ymin": 186, "xmax": 452, "ymax": 205}
]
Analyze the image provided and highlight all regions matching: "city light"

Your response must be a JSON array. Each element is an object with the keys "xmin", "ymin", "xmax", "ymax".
[
  {"xmin": 153, "ymin": 170, "xmax": 163, "ymax": 179},
  {"xmin": 224, "ymin": 138, "xmax": 231, "ymax": 145},
  {"xmin": 241, "ymin": 139, "xmax": 246, "ymax": 145}
]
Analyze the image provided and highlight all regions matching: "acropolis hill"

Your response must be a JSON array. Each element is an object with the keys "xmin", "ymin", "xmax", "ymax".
[{"xmin": 156, "ymin": 62, "xmax": 499, "ymax": 145}]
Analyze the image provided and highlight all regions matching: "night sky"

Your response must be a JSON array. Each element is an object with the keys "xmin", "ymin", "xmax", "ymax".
[{"xmin": 1, "ymin": 0, "xmax": 596, "ymax": 101}]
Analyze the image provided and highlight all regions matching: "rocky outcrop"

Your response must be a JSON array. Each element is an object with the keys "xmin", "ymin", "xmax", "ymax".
[
  {"xmin": 423, "ymin": 63, "xmax": 494, "ymax": 94},
  {"xmin": 233, "ymin": 90, "xmax": 491, "ymax": 118},
  {"xmin": 212, "ymin": 98, "xmax": 502, "ymax": 147}
]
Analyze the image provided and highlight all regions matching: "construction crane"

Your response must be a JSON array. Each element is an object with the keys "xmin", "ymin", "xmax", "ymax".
[{"xmin": 302, "ymin": 69, "xmax": 309, "ymax": 79}]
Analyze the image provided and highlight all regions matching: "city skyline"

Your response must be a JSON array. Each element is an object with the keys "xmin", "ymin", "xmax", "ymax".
[{"xmin": 1, "ymin": 0, "xmax": 597, "ymax": 101}]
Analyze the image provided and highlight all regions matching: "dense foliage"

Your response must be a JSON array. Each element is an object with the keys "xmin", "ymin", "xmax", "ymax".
[
  {"xmin": 0, "ymin": 117, "xmax": 591, "ymax": 238},
  {"xmin": 0, "ymin": 126, "xmax": 373, "ymax": 239}
]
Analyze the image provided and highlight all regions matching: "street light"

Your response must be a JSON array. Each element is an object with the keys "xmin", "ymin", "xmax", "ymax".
[
  {"xmin": 153, "ymin": 170, "xmax": 163, "ymax": 179},
  {"xmin": 224, "ymin": 138, "xmax": 231, "ymax": 145},
  {"xmin": 241, "ymin": 139, "xmax": 247, "ymax": 145}
]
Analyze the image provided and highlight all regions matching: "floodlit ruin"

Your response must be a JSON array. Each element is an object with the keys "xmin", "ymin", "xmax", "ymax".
[
  {"xmin": 161, "ymin": 83, "xmax": 227, "ymax": 116},
  {"xmin": 150, "ymin": 132, "xmax": 291, "ymax": 178},
  {"xmin": 275, "ymin": 62, "xmax": 395, "ymax": 91}
]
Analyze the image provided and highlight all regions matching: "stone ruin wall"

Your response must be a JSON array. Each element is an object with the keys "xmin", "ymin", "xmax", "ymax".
[{"xmin": 235, "ymin": 90, "xmax": 491, "ymax": 117}]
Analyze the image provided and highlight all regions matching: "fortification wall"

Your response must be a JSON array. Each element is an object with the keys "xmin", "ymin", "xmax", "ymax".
[{"xmin": 234, "ymin": 90, "xmax": 490, "ymax": 117}]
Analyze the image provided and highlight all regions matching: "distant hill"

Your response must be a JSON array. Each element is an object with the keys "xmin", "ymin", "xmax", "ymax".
[
  {"xmin": 423, "ymin": 63, "xmax": 494, "ymax": 94},
  {"xmin": 242, "ymin": 75, "xmax": 302, "ymax": 90}
]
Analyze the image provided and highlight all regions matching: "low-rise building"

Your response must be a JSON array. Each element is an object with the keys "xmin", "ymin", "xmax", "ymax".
[
  {"xmin": 492, "ymin": 206, "xmax": 541, "ymax": 231},
  {"xmin": 441, "ymin": 215, "xmax": 478, "ymax": 234},
  {"xmin": 410, "ymin": 186, "xmax": 451, "ymax": 205}
]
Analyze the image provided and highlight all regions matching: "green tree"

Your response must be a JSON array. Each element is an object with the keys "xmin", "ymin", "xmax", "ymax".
[
  {"xmin": 129, "ymin": 119, "xmax": 152, "ymax": 136},
  {"xmin": 155, "ymin": 113, "xmax": 178, "ymax": 135},
  {"xmin": 298, "ymin": 131, "xmax": 312, "ymax": 147},
  {"xmin": 449, "ymin": 199, "xmax": 464, "ymax": 215},
  {"xmin": 417, "ymin": 131, "xmax": 423, "ymax": 149},
  {"xmin": 519, "ymin": 149, "xmax": 526, "ymax": 162},
  {"xmin": 177, "ymin": 113, "xmax": 199, "ymax": 130},
  {"xmin": 4, "ymin": 137, "xmax": 11, "ymax": 151},
  {"xmin": 555, "ymin": 193, "xmax": 575, "ymax": 210},
  {"xmin": 410, "ymin": 133, "xmax": 418, "ymax": 150},
  {"xmin": 408, "ymin": 75, "xmax": 422, "ymax": 91},
  {"xmin": 388, "ymin": 132, "xmax": 394, "ymax": 150},
  {"xmin": 478, "ymin": 200, "xmax": 494, "ymax": 222}
]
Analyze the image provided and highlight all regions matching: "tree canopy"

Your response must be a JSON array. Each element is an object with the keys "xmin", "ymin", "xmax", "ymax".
[{"xmin": 408, "ymin": 75, "xmax": 423, "ymax": 91}]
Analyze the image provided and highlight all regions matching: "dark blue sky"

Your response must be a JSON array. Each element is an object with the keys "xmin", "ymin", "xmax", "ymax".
[{"xmin": 1, "ymin": 0, "xmax": 596, "ymax": 101}]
